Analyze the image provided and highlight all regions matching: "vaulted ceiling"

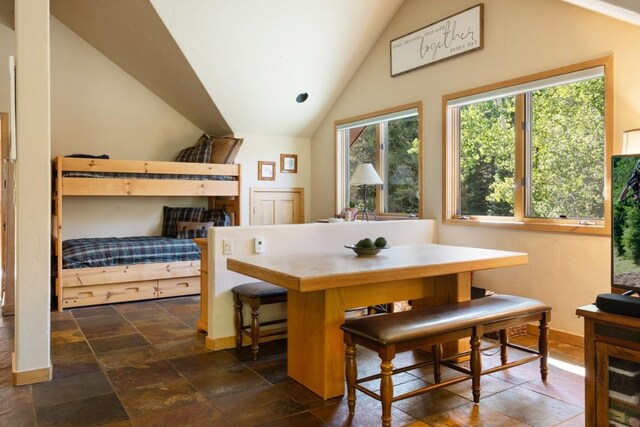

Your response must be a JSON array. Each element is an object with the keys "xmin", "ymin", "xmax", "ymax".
[
  {"xmin": 50, "ymin": 0, "xmax": 640, "ymax": 139},
  {"xmin": 51, "ymin": 0, "xmax": 403, "ymax": 138}
]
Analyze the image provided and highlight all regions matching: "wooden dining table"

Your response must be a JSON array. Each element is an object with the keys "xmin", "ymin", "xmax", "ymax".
[{"xmin": 227, "ymin": 243, "xmax": 528, "ymax": 399}]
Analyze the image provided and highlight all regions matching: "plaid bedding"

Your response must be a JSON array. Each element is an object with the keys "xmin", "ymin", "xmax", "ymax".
[
  {"xmin": 62, "ymin": 171, "xmax": 234, "ymax": 181},
  {"xmin": 62, "ymin": 236, "xmax": 201, "ymax": 269}
]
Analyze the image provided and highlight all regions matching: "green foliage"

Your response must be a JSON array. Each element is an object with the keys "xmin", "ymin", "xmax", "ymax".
[
  {"xmin": 613, "ymin": 202, "xmax": 627, "ymax": 256},
  {"xmin": 460, "ymin": 97, "xmax": 515, "ymax": 216},
  {"xmin": 458, "ymin": 77, "xmax": 605, "ymax": 219},
  {"xmin": 387, "ymin": 116, "xmax": 419, "ymax": 214},
  {"xmin": 348, "ymin": 115, "xmax": 419, "ymax": 214},
  {"xmin": 529, "ymin": 78, "xmax": 605, "ymax": 218},
  {"xmin": 622, "ymin": 207, "xmax": 640, "ymax": 264},
  {"xmin": 612, "ymin": 156, "xmax": 640, "ymax": 267}
]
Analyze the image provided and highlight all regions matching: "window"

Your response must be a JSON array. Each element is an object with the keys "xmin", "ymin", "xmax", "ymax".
[
  {"xmin": 444, "ymin": 57, "xmax": 612, "ymax": 234},
  {"xmin": 336, "ymin": 103, "xmax": 422, "ymax": 217}
]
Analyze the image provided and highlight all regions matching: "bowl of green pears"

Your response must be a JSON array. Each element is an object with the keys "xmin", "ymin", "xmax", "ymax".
[{"xmin": 344, "ymin": 236, "xmax": 389, "ymax": 256}]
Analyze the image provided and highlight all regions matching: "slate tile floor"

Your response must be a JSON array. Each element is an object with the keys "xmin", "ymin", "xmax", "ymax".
[{"xmin": 0, "ymin": 296, "xmax": 586, "ymax": 426}]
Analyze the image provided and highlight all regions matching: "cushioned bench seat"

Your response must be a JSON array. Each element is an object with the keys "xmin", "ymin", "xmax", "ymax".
[{"xmin": 340, "ymin": 294, "xmax": 551, "ymax": 427}]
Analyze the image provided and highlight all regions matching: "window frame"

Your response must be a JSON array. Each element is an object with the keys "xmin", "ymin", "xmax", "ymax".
[
  {"xmin": 335, "ymin": 102, "xmax": 423, "ymax": 218},
  {"xmin": 442, "ymin": 56, "xmax": 613, "ymax": 235}
]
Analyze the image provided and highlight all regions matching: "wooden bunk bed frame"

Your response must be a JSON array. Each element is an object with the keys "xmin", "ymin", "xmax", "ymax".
[{"xmin": 52, "ymin": 156, "xmax": 241, "ymax": 311}]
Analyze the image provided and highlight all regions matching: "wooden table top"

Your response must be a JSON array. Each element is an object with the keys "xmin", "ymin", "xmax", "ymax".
[{"xmin": 227, "ymin": 244, "xmax": 528, "ymax": 293}]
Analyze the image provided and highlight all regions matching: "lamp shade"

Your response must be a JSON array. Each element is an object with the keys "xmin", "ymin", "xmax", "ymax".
[
  {"xmin": 350, "ymin": 163, "xmax": 383, "ymax": 186},
  {"xmin": 623, "ymin": 129, "xmax": 640, "ymax": 154}
]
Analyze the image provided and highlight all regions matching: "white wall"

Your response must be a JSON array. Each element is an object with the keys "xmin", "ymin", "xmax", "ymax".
[
  {"xmin": 234, "ymin": 134, "xmax": 311, "ymax": 224},
  {"xmin": 310, "ymin": 0, "xmax": 640, "ymax": 335},
  {"xmin": 207, "ymin": 220, "xmax": 436, "ymax": 347},
  {"xmin": 14, "ymin": 0, "xmax": 51, "ymax": 381},
  {"xmin": 0, "ymin": 0, "xmax": 14, "ymax": 114},
  {"xmin": 50, "ymin": 17, "xmax": 203, "ymax": 161},
  {"xmin": 50, "ymin": 16, "xmax": 209, "ymax": 238},
  {"xmin": 49, "ymin": 18, "xmax": 314, "ymax": 236}
]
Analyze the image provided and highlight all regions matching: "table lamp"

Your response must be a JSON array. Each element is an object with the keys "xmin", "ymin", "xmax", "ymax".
[{"xmin": 350, "ymin": 163, "xmax": 383, "ymax": 221}]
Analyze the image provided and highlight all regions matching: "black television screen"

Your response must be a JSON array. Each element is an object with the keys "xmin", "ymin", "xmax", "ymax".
[{"xmin": 612, "ymin": 154, "xmax": 640, "ymax": 291}]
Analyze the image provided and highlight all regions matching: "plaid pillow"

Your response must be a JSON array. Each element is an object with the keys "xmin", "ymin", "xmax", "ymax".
[
  {"xmin": 176, "ymin": 221, "xmax": 214, "ymax": 239},
  {"xmin": 174, "ymin": 141, "xmax": 212, "ymax": 163},
  {"xmin": 162, "ymin": 206, "xmax": 205, "ymax": 237},
  {"xmin": 202, "ymin": 209, "xmax": 230, "ymax": 226}
]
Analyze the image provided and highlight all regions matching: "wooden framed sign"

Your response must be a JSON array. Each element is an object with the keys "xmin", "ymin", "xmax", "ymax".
[{"xmin": 390, "ymin": 4, "xmax": 483, "ymax": 77}]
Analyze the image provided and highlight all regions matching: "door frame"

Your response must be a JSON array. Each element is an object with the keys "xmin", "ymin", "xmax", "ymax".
[{"xmin": 0, "ymin": 113, "xmax": 15, "ymax": 316}]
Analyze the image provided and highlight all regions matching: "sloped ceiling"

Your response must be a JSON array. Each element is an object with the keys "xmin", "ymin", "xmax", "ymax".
[
  {"xmin": 562, "ymin": 0, "xmax": 640, "ymax": 25},
  {"xmin": 51, "ymin": 0, "xmax": 403, "ymax": 138},
  {"xmin": 50, "ymin": 0, "xmax": 639, "ymax": 139},
  {"xmin": 50, "ymin": 0, "xmax": 232, "ymax": 137},
  {"xmin": 150, "ymin": 0, "xmax": 403, "ymax": 138}
]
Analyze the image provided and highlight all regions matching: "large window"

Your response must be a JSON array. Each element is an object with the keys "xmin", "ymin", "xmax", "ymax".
[
  {"xmin": 336, "ymin": 103, "xmax": 422, "ymax": 217},
  {"xmin": 444, "ymin": 57, "xmax": 612, "ymax": 234}
]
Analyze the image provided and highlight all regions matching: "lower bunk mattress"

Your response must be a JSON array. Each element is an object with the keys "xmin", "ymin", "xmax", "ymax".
[{"xmin": 62, "ymin": 236, "xmax": 200, "ymax": 269}]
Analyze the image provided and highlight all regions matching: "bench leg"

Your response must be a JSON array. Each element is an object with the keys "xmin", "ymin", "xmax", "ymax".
[
  {"xmin": 539, "ymin": 312, "xmax": 549, "ymax": 381},
  {"xmin": 471, "ymin": 329, "xmax": 482, "ymax": 403},
  {"xmin": 233, "ymin": 294, "xmax": 243, "ymax": 350},
  {"xmin": 249, "ymin": 298, "xmax": 261, "ymax": 361},
  {"xmin": 432, "ymin": 343, "xmax": 442, "ymax": 384},
  {"xmin": 345, "ymin": 334, "xmax": 357, "ymax": 416},
  {"xmin": 499, "ymin": 329, "xmax": 508, "ymax": 365},
  {"xmin": 380, "ymin": 347, "xmax": 395, "ymax": 427}
]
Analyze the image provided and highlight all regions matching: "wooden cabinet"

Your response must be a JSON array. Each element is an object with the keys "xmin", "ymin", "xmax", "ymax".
[
  {"xmin": 195, "ymin": 238, "xmax": 208, "ymax": 332},
  {"xmin": 250, "ymin": 187, "xmax": 304, "ymax": 225},
  {"xmin": 577, "ymin": 304, "xmax": 640, "ymax": 427},
  {"xmin": 61, "ymin": 275, "xmax": 201, "ymax": 309}
]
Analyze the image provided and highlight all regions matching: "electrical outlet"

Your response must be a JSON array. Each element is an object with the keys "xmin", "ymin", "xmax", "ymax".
[
  {"xmin": 254, "ymin": 237, "xmax": 265, "ymax": 254},
  {"xmin": 222, "ymin": 238, "xmax": 233, "ymax": 255}
]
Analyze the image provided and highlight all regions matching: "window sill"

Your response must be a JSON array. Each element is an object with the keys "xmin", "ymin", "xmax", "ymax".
[
  {"xmin": 443, "ymin": 217, "xmax": 609, "ymax": 236},
  {"xmin": 374, "ymin": 214, "xmax": 421, "ymax": 221}
]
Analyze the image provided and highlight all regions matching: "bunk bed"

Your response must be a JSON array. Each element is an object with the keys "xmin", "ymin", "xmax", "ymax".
[{"xmin": 52, "ymin": 155, "xmax": 241, "ymax": 311}]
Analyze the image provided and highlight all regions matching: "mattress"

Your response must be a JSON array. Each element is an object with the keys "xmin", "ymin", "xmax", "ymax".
[
  {"xmin": 62, "ymin": 171, "xmax": 234, "ymax": 181},
  {"xmin": 62, "ymin": 236, "xmax": 201, "ymax": 269}
]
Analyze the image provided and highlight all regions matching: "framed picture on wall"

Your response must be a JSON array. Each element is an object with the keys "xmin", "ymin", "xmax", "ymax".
[
  {"xmin": 280, "ymin": 154, "xmax": 298, "ymax": 173},
  {"xmin": 258, "ymin": 161, "xmax": 276, "ymax": 181}
]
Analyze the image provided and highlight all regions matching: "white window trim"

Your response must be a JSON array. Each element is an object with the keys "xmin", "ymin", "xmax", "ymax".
[{"xmin": 447, "ymin": 66, "xmax": 604, "ymax": 108}]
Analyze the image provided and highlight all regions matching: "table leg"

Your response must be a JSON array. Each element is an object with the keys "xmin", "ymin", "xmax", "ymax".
[
  {"xmin": 412, "ymin": 272, "xmax": 471, "ymax": 357},
  {"xmin": 286, "ymin": 272, "xmax": 470, "ymax": 399},
  {"xmin": 287, "ymin": 288, "xmax": 346, "ymax": 399}
]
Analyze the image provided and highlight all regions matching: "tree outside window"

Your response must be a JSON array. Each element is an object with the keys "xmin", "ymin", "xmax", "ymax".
[
  {"xmin": 445, "ymin": 58, "xmax": 610, "ymax": 234},
  {"xmin": 528, "ymin": 78, "xmax": 605, "ymax": 219}
]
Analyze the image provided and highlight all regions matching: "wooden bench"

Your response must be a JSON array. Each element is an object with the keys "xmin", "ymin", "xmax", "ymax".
[{"xmin": 340, "ymin": 294, "xmax": 551, "ymax": 427}]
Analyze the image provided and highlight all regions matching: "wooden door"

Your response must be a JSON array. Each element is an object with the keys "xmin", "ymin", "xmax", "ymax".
[{"xmin": 250, "ymin": 187, "xmax": 304, "ymax": 225}]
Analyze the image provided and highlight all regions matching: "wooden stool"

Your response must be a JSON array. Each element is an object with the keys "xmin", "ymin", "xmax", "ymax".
[{"xmin": 231, "ymin": 281, "xmax": 287, "ymax": 360}]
